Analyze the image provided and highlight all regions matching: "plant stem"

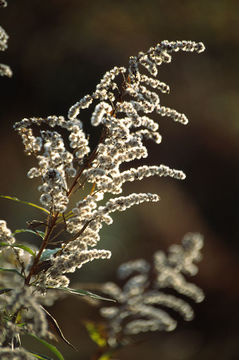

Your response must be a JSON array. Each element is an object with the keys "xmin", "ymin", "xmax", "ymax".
[{"xmin": 25, "ymin": 212, "xmax": 59, "ymax": 285}]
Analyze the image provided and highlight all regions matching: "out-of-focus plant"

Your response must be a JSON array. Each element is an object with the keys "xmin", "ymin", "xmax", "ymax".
[
  {"xmin": 0, "ymin": 4, "xmax": 205, "ymax": 357},
  {"xmin": 85, "ymin": 233, "xmax": 204, "ymax": 359}
]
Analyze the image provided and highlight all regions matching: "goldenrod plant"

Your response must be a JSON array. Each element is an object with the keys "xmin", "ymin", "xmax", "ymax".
[{"xmin": 0, "ymin": 4, "xmax": 205, "ymax": 357}]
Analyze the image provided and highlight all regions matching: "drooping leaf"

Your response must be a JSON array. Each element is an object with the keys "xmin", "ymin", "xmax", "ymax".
[
  {"xmin": 14, "ymin": 243, "xmax": 36, "ymax": 256},
  {"xmin": 14, "ymin": 228, "xmax": 45, "ymax": 239},
  {"xmin": 51, "ymin": 287, "xmax": 116, "ymax": 302},
  {"xmin": 0, "ymin": 267, "xmax": 24, "ymax": 278},
  {"xmin": 41, "ymin": 306, "xmax": 77, "ymax": 351},
  {"xmin": 29, "ymin": 334, "xmax": 65, "ymax": 360},
  {"xmin": 0, "ymin": 241, "xmax": 36, "ymax": 257},
  {"xmin": 0, "ymin": 195, "xmax": 50, "ymax": 214}
]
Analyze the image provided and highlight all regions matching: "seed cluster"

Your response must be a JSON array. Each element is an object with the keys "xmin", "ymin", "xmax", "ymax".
[{"xmin": 13, "ymin": 40, "xmax": 205, "ymax": 288}]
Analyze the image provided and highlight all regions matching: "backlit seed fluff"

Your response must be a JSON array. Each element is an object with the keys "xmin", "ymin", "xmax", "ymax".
[
  {"xmin": 12, "ymin": 40, "xmax": 204, "ymax": 290},
  {"xmin": 91, "ymin": 102, "xmax": 112, "ymax": 126}
]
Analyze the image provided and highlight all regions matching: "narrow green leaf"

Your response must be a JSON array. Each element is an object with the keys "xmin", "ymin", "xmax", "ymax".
[
  {"xmin": 0, "ymin": 242, "xmax": 10, "ymax": 247},
  {"xmin": 0, "ymin": 288, "xmax": 12, "ymax": 294},
  {"xmin": 14, "ymin": 228, "xmax": 45, "ymax": 239},
  {"xmin": 0, "ymin": 241, "xmax": 35, "ymax": 257},
  {"xmin": 14, "ymin": 244, "xmax": 36, "ymax": 256},
  {"xmin": 0, "ymin": 267, "xmax": 24, "ymax": 278},
  {"xmin": 41, "ymin": 306, "xmax": 77, "ymax": 351},
  {"xmin": 29, "ymin": 334, "xmax": 64, "ymax": 360},
  {"xmin": 29, "ymin": 352, "xmax": 54, "ymax": 360},
  {"xmin": 0, "ymin": 195, "xmax": 50, "ymax": 214},
  {"xmin": 51, "ymin": 287, "xmax": 116, "ymax": 302}
]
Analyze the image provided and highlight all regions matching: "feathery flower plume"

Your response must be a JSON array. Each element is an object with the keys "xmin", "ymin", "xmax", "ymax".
[
  {"xmin": 0, "ymin": 39, "xmax": 205, "ymax": 357},
  {"xmin": 98, "ymin": 233, "xmax": 204, "ymax": 347},
  {"xmin": 13, "ymin": 41, "xmax": 205, "ymax": 289}
]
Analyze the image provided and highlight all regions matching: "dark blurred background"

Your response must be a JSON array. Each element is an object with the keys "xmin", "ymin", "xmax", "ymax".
[{"xmin": 1, "ymin": 0, "xmax": 239, "ymax": 359}]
